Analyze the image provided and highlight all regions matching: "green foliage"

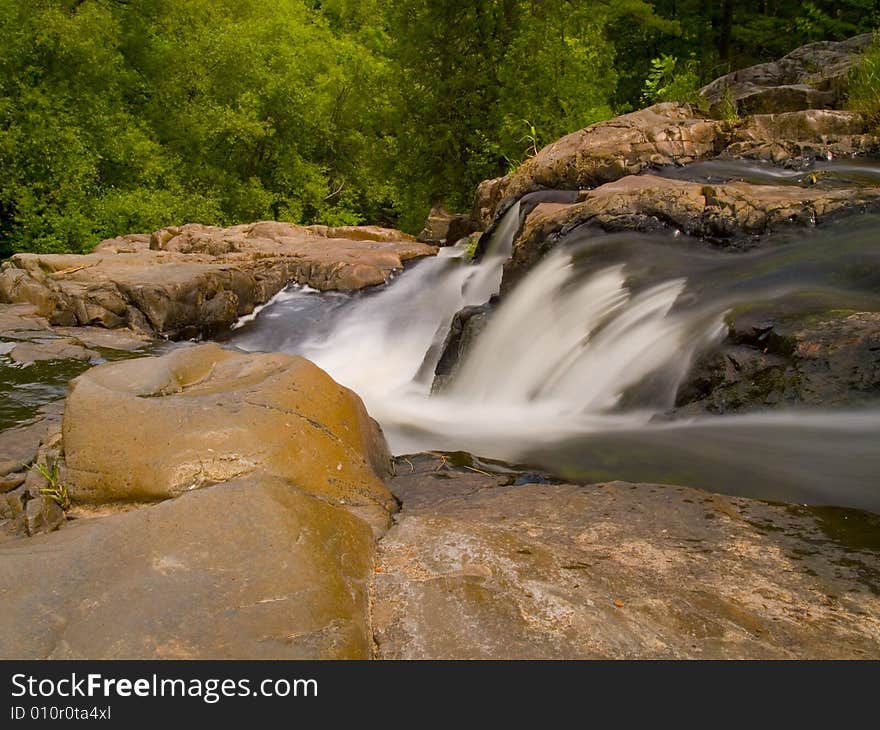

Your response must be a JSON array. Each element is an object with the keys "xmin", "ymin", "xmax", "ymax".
[
  {"xmin": 848, "ymin": 33, "xmax": 880, "ymax": 127},
  {"xmin": 26, "ymin": 459, "xmax": 70, "ymax": 511},
  {"xmin": 641, "ymin": 54, "xmax": 701, "ymax": 105},
  {"xmin": 1, "ymin": 0, "xmax": 879, "ymax": 253}
]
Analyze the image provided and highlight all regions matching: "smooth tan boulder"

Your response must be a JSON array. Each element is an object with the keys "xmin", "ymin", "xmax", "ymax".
[
  {"xmin": 61, "ymin": 344, "xmax": 396, "ymax": 530},
  {"xmin": 0, "ymin": 476, "xmax": 375, "ymax": 659}
]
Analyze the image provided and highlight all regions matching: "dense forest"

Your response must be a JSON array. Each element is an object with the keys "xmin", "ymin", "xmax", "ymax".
[{"xmin": 1, "ymin": 0, "xmax": 878, "ymax": 256}]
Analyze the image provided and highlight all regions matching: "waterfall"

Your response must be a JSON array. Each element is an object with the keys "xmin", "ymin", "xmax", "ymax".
[{"xmin": 228, "ymin": 182, "xmax": 880, "ymax": 512}]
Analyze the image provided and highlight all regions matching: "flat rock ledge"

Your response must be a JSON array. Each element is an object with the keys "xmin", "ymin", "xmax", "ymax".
[
  {"xmin": 372, "ymin": 454, "xmax": 880, "ymax": 659},
  {"xmin": 0, "ymin": 221, "xmax": 436, "ymax": 339}
]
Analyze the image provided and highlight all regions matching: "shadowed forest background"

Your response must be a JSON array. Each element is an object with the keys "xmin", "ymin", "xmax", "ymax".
[{"xmin": 1, "ymin": 0, "xmax": 878, "ymax": 257}]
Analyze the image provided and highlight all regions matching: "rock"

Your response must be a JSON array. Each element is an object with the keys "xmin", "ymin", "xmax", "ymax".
[
  {"xmin": 722, "ymin": 109, "xmax": 879, "ymax": 162},
  {"xmin": 9, "ymin": 339, "xmax": 99, "ymax": 366},
  {"xmin": 51, "ymin": 326, "xmax": 150, "ymax": 352},
  {"xmin": 0, "ymin": 475, "xmax": 375, "ymax": 659},
  {"xmin": 0, "ymin": 221, "xmax": 436, "ymax": 339},
  {"xmin": 0, "ymin": 472, "xmax": 25, "ymax": 494},
  {"xmin": 0, "ymin": 484, "xmax": 26, "ymax": 521},
  {"xmin": 677, "ymin": 309, "xmax": 880, "ymax": 414},
  {"xmin": 372, "ymin": 453, "xmax": 880, "ymax": 659},
  {"xmin": 700, "ymin": 34, "xmax": 875, "ymax": 117},
  {"xmin": 481, "ymin": 103, "xmax": 724, "ymax": 225},
  {"xmin": 472, "ymin": 177, "xmax": 510, "ymax": 230},
  {"xmin": 0, "ymin": 304, "xmax": 52, "ymax": 341},
  {"xmin": 432, "ymin": 301, "xmax": 494, "ymax": 392},
  {"xmin": 24, "ymin": 494, "xmax": 64, "ymax": 536},
  {"xmin": 501, "ymin": 174, "xmax": 880, "ymax": 292},
  {"xmin": 418, "ymin": 205, "xmax": 474, "ymax": 246},
  {"xmin": 61, "ymin": 344, "xmax": 396, "ymax": 531},
  {"xmin": 0, "ymin": 419, "xmax": 57, "ymax": 475}
]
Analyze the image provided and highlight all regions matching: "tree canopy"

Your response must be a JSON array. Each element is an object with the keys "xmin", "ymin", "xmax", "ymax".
[{"xmin": 1, "ymin": 0, "xmax": 878, "ymax": 256}]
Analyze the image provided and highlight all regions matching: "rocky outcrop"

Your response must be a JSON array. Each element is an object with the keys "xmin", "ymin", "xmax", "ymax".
[
  {"xmin": 502, "ymin": 174, "xmax": 880, "ymax": 292},
  {"xmin": 0, "ymin": 221, "xmax": 436, "ymax": 339},
  {"xmin": 372, "ymin": 453, "xmax": 880, "ymax": 659},
  {"xmin": 677, "ymin": 308, "xmax": 880, "ymax": 414},
  {"xmin": 721, "ymin": 109, "xmax": 879, "ymax": 161},
  {"xmin": 700, "ymin": 33, "xmax": 875, "ymax": 117},
  {"xmin": 0, "ymin": 475, "xmax": 375, "ymax": 659},
  {"xmin": 477, "ymin": 103, "xmax": 725, "ymax": 226},
  {"xmin": 61, "ymin": 344, "xmax": 396, "ymax": 532}
]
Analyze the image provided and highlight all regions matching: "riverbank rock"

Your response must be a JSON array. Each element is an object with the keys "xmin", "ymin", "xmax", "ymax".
[
  {"xmin": 61, "ymin": 343, "xmax": 396, "ymax": 531},
  {"xmin": 0, "ymin": 222, "xmax": 436, "ymax": 339},
  {"xmin": 700, "ymin": 33, "xmax": 875, "ymax": 117},
  {"xmin": 372, "ymin": 453, "xmax": 880, "ymax": 659},
  {"xmin": 0, "ymin": 475, "xmax": 375, "ymax": 659}
]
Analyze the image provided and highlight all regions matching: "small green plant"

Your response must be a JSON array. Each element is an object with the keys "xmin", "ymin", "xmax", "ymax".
[
  {"xmin": 26, "ymin": 460, "xmax": 71, "ymax": 511},
  {"xmin": 520, "ymin": 119, "xmax": 540, "ymax": 159},
  {"xmin": 848, "ymin": 33, "xmax": 880, "ymax": 130},
  {"xmin": 464, "ymin": 234, "xmax": 480, "ymax": 261},
  {"xmin": 641, "ymin": 54, "xmax": 702, "ymax": 106},
  {"xmin": 715, "ymin": 87, "xmax": 740, "ymax": 123}
]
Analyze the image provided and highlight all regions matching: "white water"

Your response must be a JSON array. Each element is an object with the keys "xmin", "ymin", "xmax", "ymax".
[
  {"xmin": 257, "ymin": 202, "xmax": 729, "ymax": 455},
  {"xmin": 229, "ymin": 195, "xmax": 880, "ymax": 511}
]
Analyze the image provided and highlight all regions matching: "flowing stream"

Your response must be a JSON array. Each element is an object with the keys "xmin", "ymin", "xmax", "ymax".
[{"xmin": 229, "ymin": 162, "xmax": 880, "ymax": 512}]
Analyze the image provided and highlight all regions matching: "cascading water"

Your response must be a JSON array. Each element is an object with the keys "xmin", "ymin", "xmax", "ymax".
[{"xmin": 229, "ymin": 162, "xmax": 880, "ymax": 513}]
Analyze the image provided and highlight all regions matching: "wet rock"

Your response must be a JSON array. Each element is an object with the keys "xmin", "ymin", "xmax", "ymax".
[
  {"xmin": 502, "ymin": 174, "xmax": 880, "ymax": 292},
  {"xmin": 372, "ymin": 454, "xmax": 880, "ymax": 659},
  {"xmin": 677, "ymin": 310, "xmax": 880, "ymax": 414},
  {"xmin": 0, "ymin": 221, "xmax": 436, "ymax": 339},
  {"xmin": 61, "ymin": 344, "xmax": 396, "ymax": 532},
  {"xmin": 0, "ymin": 475, "xmax": 375, "ymax": 659},
  {"xmin": 700, "ymin": 34, "xmax": 875, "ymax": 117},
  {"xmin": 432, "ymin": 301, "xmax": 494, "ymax": 392}
]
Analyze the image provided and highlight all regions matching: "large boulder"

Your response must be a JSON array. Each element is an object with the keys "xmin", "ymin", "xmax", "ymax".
[
  {"xmin": 0, "ymin": 221, "xmax": 436, "ymax": 339},
  {"xmin": 61, "ymin": 344, "xmax": 396, "ymax": 531},
  {"xmin": 700, "ymin": 33, "xmax": 875, "ymax": 117},
  {"xmin": 0, "ymin": 475, "xmax": 375, "ymax": 659},
  {"xmin": 373, "ymin": 453, "xmax": 880, "ymax": 659}
]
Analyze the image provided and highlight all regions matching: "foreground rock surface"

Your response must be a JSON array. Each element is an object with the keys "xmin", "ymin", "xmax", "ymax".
[
  {"xmin": 0, "ymin": 476, "xmax": 375, "ymax": 659},
  {"xmin": 372, "ymin": 454, "xmax": 880, "ymax": 659},
  {"xmin": 0, "ymin": 222, "xmax": 436, "ymax": 338},
  {"xmin": 62, "ymin": 343, "xmax": 396, "ymax": 531}
]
